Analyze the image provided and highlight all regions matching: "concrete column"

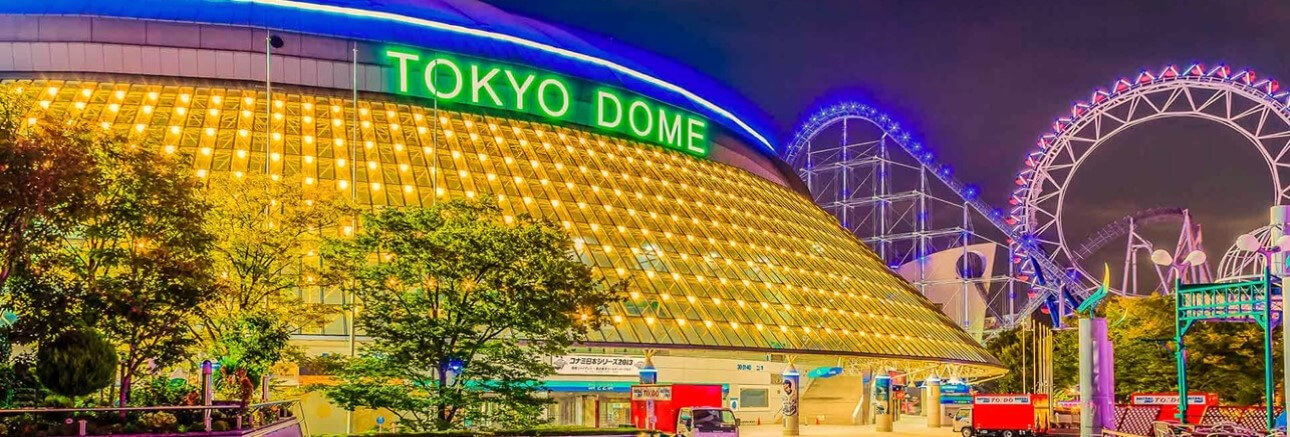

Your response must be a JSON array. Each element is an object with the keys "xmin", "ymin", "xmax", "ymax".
[
  {"xmin": 202, "ymin": 360, "xmax": 213, "ymax": 432},
  {"xmin": 892, "ymin": 386, "xmax": 901, "ymax": 423},
  {"xmin": 575, "ymin": 396, "xmax": 584, "ymax": 426},
  {"xmin": 640, "ymin": 352, "xmax": 658, "ymax": 431},
  {"xmin": 1272, "ymin": 206, "xmax": 1290, "ymax": 421},
  {"xmin": 855, "ymin": 369, "xmax": 873, "ymax": 425},
  {"xmin": 261, "ymin": 372, "xmax": 271, "ymax": 402},
  {"xmin": 782, "ymin": 364, "xmax": 800, "ymax": 436},
  {"xmin": 1073, "ymin": 318, "xmax": 1093, "ymax": 437},
  {"xmin": 639, "ymin": 354, "xmax": 658, "ymax": 384},
  {"xmin": 926, "ymin": 376, "xmax": 942, "ymax": 428},
  {"xmin": 875, "ymin": 373, "xmax": 893, "ymax": 432},
  {"xmin": 1094, "ymin": 318, "xmax": 1115, "ymax": 431}
]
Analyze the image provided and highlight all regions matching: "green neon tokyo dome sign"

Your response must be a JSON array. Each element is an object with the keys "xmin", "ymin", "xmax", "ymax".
[{"xmin": 387, "ymin": 48, "xmax": 710, "ymax": 157}]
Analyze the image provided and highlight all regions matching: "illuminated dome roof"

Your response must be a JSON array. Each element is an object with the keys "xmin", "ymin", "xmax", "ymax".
[
  {"xmin": 0, "ymin": 1, "xmax": 1002, "ymax": 376},
  {"xmin": 0, "ymin": 0, "xmax": 776, "ymax": 153}
]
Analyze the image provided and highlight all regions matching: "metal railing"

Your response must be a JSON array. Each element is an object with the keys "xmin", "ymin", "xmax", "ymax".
[{"xmin": 0, "ymin": 399, "xmax": 298, "ymax": 436}]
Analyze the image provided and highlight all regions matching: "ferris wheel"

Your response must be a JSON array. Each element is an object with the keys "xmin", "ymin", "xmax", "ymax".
[{"xmin": 1010, "ymin": 64, "xmax": 1290, "ymax": 294}]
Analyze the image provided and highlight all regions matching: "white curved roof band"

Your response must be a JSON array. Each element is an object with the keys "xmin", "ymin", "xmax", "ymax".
[{"xmin": 229, "ymin": 0, "xmax": 775, "ymax": 151}]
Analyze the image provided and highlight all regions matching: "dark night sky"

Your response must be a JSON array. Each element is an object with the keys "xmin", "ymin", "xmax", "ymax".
[{"xmin": 483, "ymin": 0, "xmax": 1290, "ymax": 283}]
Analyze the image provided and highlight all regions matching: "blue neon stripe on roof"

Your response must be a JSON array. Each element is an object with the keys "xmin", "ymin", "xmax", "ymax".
[{"xmin": 0, "ymin": 0, "xmax": 776, "ymax": 153}]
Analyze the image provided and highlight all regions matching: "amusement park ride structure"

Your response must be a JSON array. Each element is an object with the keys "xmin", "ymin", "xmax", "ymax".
[
  {"xmin": 1217, "ymin": 224, "xmax": 1281, "ymax": 282},
  {"xmin": 1073, "ymin": 208, "xmax": 1211, "ymax": 295},
  {"xmin": 785, "ymin": 63, "xmax": 1290, "ymax": 331},
  {"xmin": 783, "ymin": 103, "xmax": 1067, "ymax": 333}
]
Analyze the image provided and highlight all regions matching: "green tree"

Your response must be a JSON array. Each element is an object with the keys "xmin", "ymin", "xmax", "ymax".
[
  {"xmin": 79, "ymin": 140, "xmax": 215, "ymax": 406},
  {"xmin": 0, "ymin": 90, "xmax": 101, "ymax": 358},
  {"xmin": 1105, "ymin": 294, "xmax": 1281, "ymax": 405},
  {"xmin": 1187, "ymin": 321, "xmax": 1282, "ymax": 406},
  {"xmin": 7, "ymin": 136, "xmax": 216, "ymax": 405},
  {"xmin": 988, "ymin": 294, "xmax": 1280, "ymax": 405},
  {"xmin": 981, "ymin": 324, "xmax": 1077, "ymax": 396},
  {"xmin": 321, "ymin": 199, "xmax": 624, "ymax": 430},
  {"xmin": 1099, "ymin": 294, "xmax": 1176, "ymax": 399},
  {"xmin": 35, "ymin": 328, "xmax": 117, "ymax": 398},
  {"xmin": 211, "ymin": 312, "xmax": 292, "ymax": 403},
  {"xmin": 0, "ymin": 90, "xmax": 99, "ymax": 289},
  {"xmin": 196, "ymin": 174, "xmax": 351, "ymax": 393}
]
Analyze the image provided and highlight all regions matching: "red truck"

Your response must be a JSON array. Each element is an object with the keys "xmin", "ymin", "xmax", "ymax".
[
  {"xmin": 960, "ymin": 394, "xmax": 1051, "ymax": 437},
  {"xmin": 630, "ymin": 384, "xmax": 731, "ymax": 434}
]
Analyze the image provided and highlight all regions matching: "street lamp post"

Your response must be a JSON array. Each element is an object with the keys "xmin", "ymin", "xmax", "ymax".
[
  {"xmin": 1151, "ymin": 249, "xmax": 1207, "ymax": 292},
  {"xmin": 1235, "ymin": 233, "xmax": 1290, "ymax": 430},
  {"xmin": 1151, "ymin": 249, "xmax": 1205, "ymax": 424},
  {"xmin": 1233, "ymin": 233, "xmax": 1290, "ymax": 270}
]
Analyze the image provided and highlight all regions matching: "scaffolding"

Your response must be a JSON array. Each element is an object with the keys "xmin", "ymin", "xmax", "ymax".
[{"xmin": 783, "ymin": 105, "xmax": 1030, "ymax": 333}]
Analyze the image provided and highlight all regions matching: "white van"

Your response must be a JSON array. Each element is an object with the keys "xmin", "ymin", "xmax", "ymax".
[
  {"xmin": 676, "ymin": 407, "xmax": 740, "ymax": 437},
  {"xmin": 952, "ymin": 407, "xmax": 973, "ymax": 437}
]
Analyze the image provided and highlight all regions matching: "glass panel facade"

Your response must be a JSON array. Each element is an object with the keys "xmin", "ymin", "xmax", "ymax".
[
  {"xmin": 739, "ymin": 388, "xmax": 770, "ymax": 408},
  {"xmin": 7, "ymin": 80, "xmax": 999, "ymax": 368}
]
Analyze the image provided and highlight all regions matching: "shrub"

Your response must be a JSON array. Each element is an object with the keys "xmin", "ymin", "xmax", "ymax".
[
  {"xmin": 131, "ymin": 377, "xmax": 199, "ymax": 407},
  {"xmin": 35, "ymin": 329, "xmax": 117, "ymax": 398},
  {"xmin": 0, "ymin": 352, "xmax": 44, "ymax": 407},
  {"xmin": 41, "ymin": 394, "xmax": 74, "ymax": 408},
  {"xmin": 138, "ymin": 411, "xmax": 178, "ymax": 432},
  {"xmin": 298, "ymin": 353, "xmax": 349, "ymax": 375}
]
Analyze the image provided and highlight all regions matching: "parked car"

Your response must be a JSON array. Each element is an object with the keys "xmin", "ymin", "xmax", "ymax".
[
  {"xmin": 953, "ymin": 407, "xmax": 973, "ymax": 437},
  {"xmin": 676, "ymin": 407, "xmax": 740, "ymax": 437}
]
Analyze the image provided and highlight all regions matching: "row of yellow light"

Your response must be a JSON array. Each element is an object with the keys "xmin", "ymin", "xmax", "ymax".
[
  {"xmin": 580, "ymin": 247, "xmax": 926, "ymax": 316},
  {"xmin": 600, "ymin": 312, "xmax": 967, "ymax": 352},
  {"xmin": 618, "ymin": 289, "xmax": 964, "ymax": 342},
  {"xmin": 629, "ymin": 280, "xmax": 914, "ymax": 325},
  {"xmin": 34, "ymin": 86, "xmax": 762, "ymax": 182},
  {"xmin": 569, "ymin": 229, "xmax": 915, "ymax": 302}
]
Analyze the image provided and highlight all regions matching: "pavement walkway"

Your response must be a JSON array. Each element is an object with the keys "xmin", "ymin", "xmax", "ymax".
[{"xmin": 741, "ymin": 416, "xmax": 959, "ymax": 437}]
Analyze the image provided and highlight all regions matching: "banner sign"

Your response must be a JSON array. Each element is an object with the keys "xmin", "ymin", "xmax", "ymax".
[
  {"xmin": 942, "ymin": 396, "xmax": 972, "ymax": 405},
  {"xmin": 631, "ymin": 384, "xmax": 673, "ymax": 401},
  {"xmin": 807, "ymin": 366, "xmax": 843, "ymax": 378},
  {"xmin": 782, "ymin": 368, "xmax": 800, "ymax": 421},
  {"xmin": 385, "ymin": 48, "xmax": 710, "ymax": 157},
  {"xmin": 552, "ymin": 355, "xmax": 645, "ymax": 376},
  {"xmin": 873, "ymin": 374, "xmax": 891, "ymax": 415},
  {"xmin": 942, "ymin": 383, "xmax": 971, "ymax": 395},
  {"xmin": 1131, "ymin": 395, "xmax": 1207, "ymax": 405},
  {"xmin": 543, "ymin": 381, "xmax": 633, "ymax": 393},
  {"xmin": 975, "ymin": 395, "xmax": 1031, "ymax": 405}
]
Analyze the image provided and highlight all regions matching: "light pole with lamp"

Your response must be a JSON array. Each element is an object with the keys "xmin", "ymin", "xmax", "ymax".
[
  {"xmin": 1235, "ymin": 232, "xmax": 1290, "ymax": 430},
  {"xmin": 1233, "ymin": 233, "xmax": 1290, "ymax": 272},
  {"xmin": 1151, "ymin": 249, "xmax": 1208, "ymax": 293},
  {"xmin": 1151, "ymin": 249, "xmax": 1205, "ymax": 424}
]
